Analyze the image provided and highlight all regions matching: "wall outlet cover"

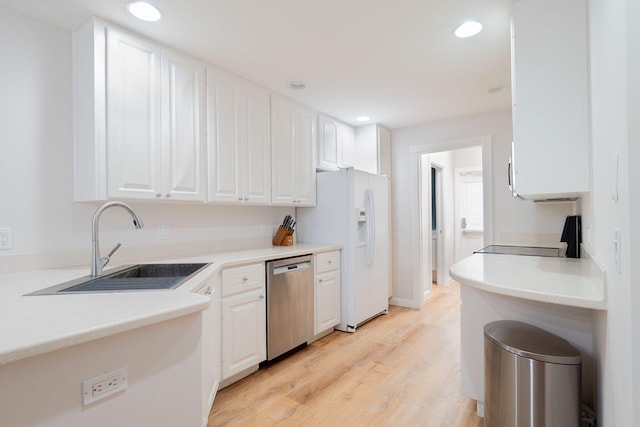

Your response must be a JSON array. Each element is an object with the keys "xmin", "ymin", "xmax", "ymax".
[
  {"xmin": 0, "ymin": 228, "xmax": 13, "ymax": 250},
  {"xmin": 82, "ymin": 367, "xmax": 127, "ymax": 406}
]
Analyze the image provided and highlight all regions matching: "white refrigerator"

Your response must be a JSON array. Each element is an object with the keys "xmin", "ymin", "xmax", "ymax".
[{"xmin": 296, "ymin": 168, "xmax": 390, "ymax": 332}]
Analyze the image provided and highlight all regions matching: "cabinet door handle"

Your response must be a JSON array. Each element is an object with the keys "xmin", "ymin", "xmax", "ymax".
[
  {"xmin": 242, "ymin": 276, "xmax": 248, "ymax": 282},
  {"xmin": 205, "ymin": 286, "xmax": 212, "ymax": 296},
  {"xmin": 156, "ymin": 193, "xmax": 162, "ymax": 198},
  {"xmin": 259, "ymin": 294, "xmax": 264, "ymax": 299},
  {"xmin": 507, "ymin": 157, "xmax": 512, "ymax": 191},
  {"xmin": 165, "ymin": 194, "xmax": 171, "ymax": 198}
]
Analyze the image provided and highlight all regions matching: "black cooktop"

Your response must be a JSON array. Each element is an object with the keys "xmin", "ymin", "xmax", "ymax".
[{"xmin": 474, "ymin": 245, "xmax": 561, "ymax": 257}]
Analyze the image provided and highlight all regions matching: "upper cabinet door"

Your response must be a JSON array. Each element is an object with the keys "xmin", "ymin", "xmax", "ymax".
[
  {"xmin": 511, "ymin": 0, "xmax": 589, "ymax": 200},
  {"xmin": 207, "ymin": 70, "xmax": 242, "ymax": 203},
  {"xmin": 295, "ymin": 106, "xmax": 317, "ymax": 206},
  {"xmin": 242, "ymin": 83, "xmax": 271, "ymax": 204},
  {"xmin": 270, "ymin": 96, "xmax": 297, "ymax": 205},
  {"xmin": 337, "ymin": 122, "xmax": 355, "ymax": 168},
  {"xmin": 106, "ymin": 27, "xmax": 163, "ymax": 199},
  {"xmin": 163, "ymin": 49, "xmax": 206, "ymax": 201},
  {"xmin": 318, "ymin": 115, "xmax": 339, "ymax": 171},
  {"xmin": 318, "ymin": 114, "xmax": 356, "ymax": 171},
  {"xmin": 354, "ymin": 123, "xmax": 391, "ymax": 176},
  {"xmin": 270, "ymin": 95, "xmax": 317, "ymax": 206},
  {"xmin": 207, "ymin": 68, "xmax": 271, "ymax": 204}
]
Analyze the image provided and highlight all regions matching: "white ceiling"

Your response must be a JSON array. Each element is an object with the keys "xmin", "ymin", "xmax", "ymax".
[{"xmin": 0, "ymin": 0, "xmax": 513, "ymax": 129}]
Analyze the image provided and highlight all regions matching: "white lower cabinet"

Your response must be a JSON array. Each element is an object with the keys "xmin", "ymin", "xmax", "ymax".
[
  {"xmin": 314, "ymin": 251, "xmax": 341, "ymax": 335},
  {"xmin": 195, "ymin": 271, "xmax": 221, "ymax": 424},
  {"xmin": 221, "ymin": 263, "xmax": 266, "ymax": 380}
]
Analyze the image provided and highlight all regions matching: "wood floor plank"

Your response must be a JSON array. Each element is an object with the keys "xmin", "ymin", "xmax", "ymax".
[{"xmin": 209, "ymin": 282, "xmax": 483, "ymax": 427}]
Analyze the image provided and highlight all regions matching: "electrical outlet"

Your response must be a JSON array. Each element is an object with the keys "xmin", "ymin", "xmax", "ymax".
[
  {"xmin": 82, "ymin": 367, "xmax": 127, "ymax": 405},
  {"xmin": 0, "ymin": 227, "xmax": 12, "ymax": 250},
  {"xmin": 613, "ymin": 227, "xmax": 621, "ymax": 274},
  {"xmin": 155, "ymin": 225, "xmax": 171, "ymax": 240}
]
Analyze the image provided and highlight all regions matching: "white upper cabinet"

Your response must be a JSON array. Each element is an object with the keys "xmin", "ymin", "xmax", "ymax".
[
  {"xmin": 105, "ymin": 28, "xmax": 162, "ymax": 200},
  {"xmin": 270, "ymin": 95, "xmax": 317, "ymax": 206},
  {"xmin": 354, "ymin": 123, "xmax": 391, "ymax": 176},
  {"xmin": 161, "ymin": 49, "xmax": 206, "ymax": 201},
  {"xmin": 207, "ymin": 67, "xmax": 271, "ymax": 204},
  {"xmin": 318, "ymin": 114, "xmax": 355, "ymax": 171},
  {"xmin": 73, "ymin": 19, "xmax": 206, "ymax": 202},
  {"xmin": 510, "ymin": 0, "xmax": 589, "ymax": 200},
  {"xmin": 338, "ymin": 123, "xmax": 356, "ymax": 168},
  {"xmin": 318, "ymin": 114, "xmax": 339, "ymax": 171}
]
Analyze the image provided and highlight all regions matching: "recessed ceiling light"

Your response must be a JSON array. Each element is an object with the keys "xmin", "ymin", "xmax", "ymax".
[
  {"xmin": 356, "ymin": 116, "xmax": 371, "ymax": 122},
  {"xmin": 289, "ymin": 81, "xmax": 306, "ymax": 90},
  {"xmin": 127, "ymin": 1, "xmax": 163, "ymax": 22},
  {"xmin": 454, "ymin": 21, "xmax": 483, "ymax": 38}
]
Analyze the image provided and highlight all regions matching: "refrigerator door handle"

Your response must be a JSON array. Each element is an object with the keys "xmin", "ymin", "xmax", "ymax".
[{"xmin": 365, "ymin": 189, "xmax": 375, "ymax": 266}]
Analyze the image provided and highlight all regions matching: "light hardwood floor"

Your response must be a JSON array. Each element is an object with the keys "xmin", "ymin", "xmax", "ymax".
[{"xmin": 208, "ymin": 282, "xmax": 483, "ymax": 427}]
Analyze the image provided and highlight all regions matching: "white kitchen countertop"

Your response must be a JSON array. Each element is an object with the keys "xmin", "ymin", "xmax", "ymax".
[
  {"xmin": 0, "ymin": 243, "xmax": 339, "ymax": 366},
  {"xmin": 450, "ymin": 253, "xmax": 607, "ymax": 310}
]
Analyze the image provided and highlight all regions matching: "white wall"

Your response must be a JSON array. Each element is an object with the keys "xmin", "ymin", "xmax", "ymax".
[
  {"xmin": 390, "ymin": 109, "xmax": 576, "ymax": 302},
  {"xmin": 0, "ymin": 7, "xmax": 293, "ymax": 273},
  {"xmin": 583, "ymin": 0, "xmax": 635, "ymax": 424},
  {"xmin": 452, "ymin": 146, "xmax": 482, "ymax": 169},
  {"xmin": 0, "ymin": 313, "xmax": 203, "ymax": 426},
  {"xmin": 627, "ymin": 0, "xmax": 640, "ymax": 413}
]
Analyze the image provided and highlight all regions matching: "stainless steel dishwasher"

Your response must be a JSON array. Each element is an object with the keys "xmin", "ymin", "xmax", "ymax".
[{"xmin": 266, "ymin": 255, "xmax": 314, "ymax": 361}]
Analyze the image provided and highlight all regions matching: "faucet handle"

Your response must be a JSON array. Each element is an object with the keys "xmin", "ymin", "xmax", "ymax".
[{"xmin": 101, "ymin": 242, "xmax": 122, "ymax": 267}]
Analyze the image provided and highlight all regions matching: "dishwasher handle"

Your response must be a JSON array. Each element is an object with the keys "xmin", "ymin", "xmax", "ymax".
[{"xmin": 272, "ymin": 261, "xmax": 312, "ymax": 275}]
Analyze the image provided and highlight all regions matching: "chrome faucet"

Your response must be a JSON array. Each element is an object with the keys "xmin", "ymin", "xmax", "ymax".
[{"xmin": 91, "ymin": 201, "xmax": 144, "ymax": 277}]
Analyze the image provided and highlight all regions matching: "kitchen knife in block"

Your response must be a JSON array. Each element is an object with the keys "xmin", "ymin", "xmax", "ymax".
[{"xmin": 272, "ymin": 225, "xmax": 294, "ymax": 246}]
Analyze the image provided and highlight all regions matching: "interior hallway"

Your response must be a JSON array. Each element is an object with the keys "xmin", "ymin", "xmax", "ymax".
[{"xmin": 209, "ymin": 282, "xmax": 482, "ymax": 426}]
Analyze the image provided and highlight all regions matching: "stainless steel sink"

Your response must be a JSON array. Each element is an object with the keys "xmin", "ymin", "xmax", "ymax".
[{"xmin": 26, "ymin": 263, "xmax": 211, "ymax": 295}]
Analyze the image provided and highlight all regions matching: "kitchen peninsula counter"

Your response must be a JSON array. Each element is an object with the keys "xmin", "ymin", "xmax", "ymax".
[
  {"xmin": 450, "ymin": 251, "xmax": 606, "ymax": 415},
  {"xmin": 450, "ymin": 252, "xmax": 607, "ymax": 310},
  {"xmin": 0, "ymin": 243, "xmax": 339, "ymax": 366}
]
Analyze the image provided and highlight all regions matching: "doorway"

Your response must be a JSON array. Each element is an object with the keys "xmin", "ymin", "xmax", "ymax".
[
  {"xmin": 412, "ymin": 136, "xmax": 492, "ymax": 304},
  {"xmin": 454, "ymin": 167, "xmax": 485, "ymax": 261},
  {"xmin": 421, "ymin": 162, "xmax": 444, "ymax": 299}
]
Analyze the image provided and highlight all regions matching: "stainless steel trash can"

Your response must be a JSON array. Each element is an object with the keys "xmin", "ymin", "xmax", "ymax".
[{"xmin": 484, "ymin": 320, "xmax": 582, "ymax": 427}]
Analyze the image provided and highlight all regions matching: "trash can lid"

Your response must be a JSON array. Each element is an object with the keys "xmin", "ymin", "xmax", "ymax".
[{"xmin": 484, "ymin": 320, "xmax": 582, "ymax": 365}]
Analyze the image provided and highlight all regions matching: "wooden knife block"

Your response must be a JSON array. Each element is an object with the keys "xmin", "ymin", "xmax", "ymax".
[{"xmin": 272, "ymin": 225, "xmax": 294, "ymax": 246}]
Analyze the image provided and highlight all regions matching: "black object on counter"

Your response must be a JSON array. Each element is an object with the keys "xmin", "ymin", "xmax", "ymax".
[{"xmin": 561, "ymin": 215, "xmax": 581, "ymax": 258}]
